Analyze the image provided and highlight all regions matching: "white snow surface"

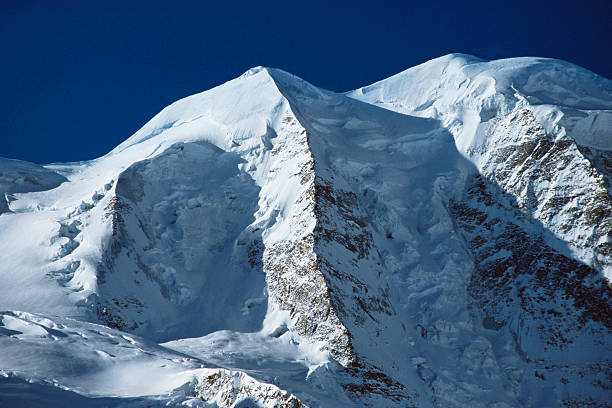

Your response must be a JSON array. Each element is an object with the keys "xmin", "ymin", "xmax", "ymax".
[
  {"xmin": 1, "ymin": 55, "xmax": 610, "ymax": 407},
  {"xmin": 349, "ymin": 53, "xmax": 612, "ymax": 279}
]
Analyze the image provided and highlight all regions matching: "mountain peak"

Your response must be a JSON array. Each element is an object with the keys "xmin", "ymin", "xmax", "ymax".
[
  {"xmin": 1, "ymin": 55, "xmax": 611, "ymax": 407},
  {"xmin": 240, "ymin": 65, "xmax": 267, "ymax": 78}
]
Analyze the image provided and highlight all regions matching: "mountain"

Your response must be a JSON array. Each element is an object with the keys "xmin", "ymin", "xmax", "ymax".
[{"xmin": 0, "ymin": 55, "xmax": 610, "ymax": 407}]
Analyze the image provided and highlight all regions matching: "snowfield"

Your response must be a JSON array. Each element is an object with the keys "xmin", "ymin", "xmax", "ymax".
[{"xmin": 1, "ymin": 54, "xmax": 611, "ymax": 407}]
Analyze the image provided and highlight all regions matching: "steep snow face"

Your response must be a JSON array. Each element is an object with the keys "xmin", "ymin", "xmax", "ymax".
[
  {"xmin": 349, "ymin": 54, "xmax": 612, "ymax": 279},
  {"xmin": 0, "ymin": 68, "xmax": 291, "ymax": 337},
  {"xmin": 0, "ymin": 68, "xmax": 337, "ymax": 406},
  {"xmin": 269, "ymin": 69, "xmax": 498, "ymax": 405},
  {"xmin": 1, "ymin": 56, "xmax": 611, "ymax": 407},
  {"xmin": 94, "ymin": 142, "xmax": 266, "ymax": 340},
  {"xmin": 351, "ymin": 54, "xmax": 612, "ymax": 406}
]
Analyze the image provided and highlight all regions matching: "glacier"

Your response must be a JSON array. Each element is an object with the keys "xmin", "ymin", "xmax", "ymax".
[{"xmin": 0, "ymin": 54, "xmax": 610, "ymax": 407}]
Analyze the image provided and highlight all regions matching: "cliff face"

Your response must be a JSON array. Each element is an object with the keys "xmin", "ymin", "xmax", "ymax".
[{"xmin": 0, "ymin": 57, "xmax": 610, "ymax": 407}]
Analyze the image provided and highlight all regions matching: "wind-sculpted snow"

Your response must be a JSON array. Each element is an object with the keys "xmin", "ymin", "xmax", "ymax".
[
  {"xmin": 0, "ymin": 55, "xmax": 611, "ymax": 407},
  {"xmin": 0, "ymin": 311, "xmax": 308, "ymax": 407},
  {"xmin": 0, "ymin": 158, "xmax": 67, "ymax": 214}
]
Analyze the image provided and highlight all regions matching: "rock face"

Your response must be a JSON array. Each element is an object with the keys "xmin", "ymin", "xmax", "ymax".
[
  {"xmin": 194, "ymin": 369, "xmax": 306, "ymax": 408},
  {"xmin": 0, "ymin": 56, "xmax": 611, "ymax": 407}
]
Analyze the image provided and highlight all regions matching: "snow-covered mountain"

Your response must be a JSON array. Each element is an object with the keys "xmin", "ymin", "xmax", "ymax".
[{"xmin": 1, "ymin": 54, "xmax": 610, "ymax": 407}]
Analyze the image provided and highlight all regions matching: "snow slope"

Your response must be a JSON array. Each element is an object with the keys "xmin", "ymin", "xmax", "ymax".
[
  {"xmin": 0, "ymin": 310, "xmax": 307, "ymax": 407},
  {"xmin": 1, "ymin": 56, "xmax": 611, "ymax": 407},
  {"xmin": 349, "ymin": 54, "xmax": 612, "ymax": 278},
  {"xmin": 0, "ymin": 158, "xmax": 67, "ymax": 214}
]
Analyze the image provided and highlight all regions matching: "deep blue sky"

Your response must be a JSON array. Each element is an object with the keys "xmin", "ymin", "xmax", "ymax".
[{"xmin": 2, "ymin": 1, "xmax": 611, "ymax": 164}]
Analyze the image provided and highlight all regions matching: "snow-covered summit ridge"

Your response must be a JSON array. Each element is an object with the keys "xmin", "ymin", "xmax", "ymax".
[
  {"xmin": 110, "ymin": 66, "xmax": 282, "ymax": 155},
  {"xmin": 351, "ymin": 53, "xmax": 612, "ymax": 112},
  {"xmin": 109, "ymin": 65, "xmax": 313, "ymax": 158},
  {"xmin": 351, "ymin": 53, "xmax": 612, "ymax": 151}
]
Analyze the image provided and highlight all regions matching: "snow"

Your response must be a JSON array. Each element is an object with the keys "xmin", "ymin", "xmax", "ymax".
[
  {"xmin": 349, "ymin": 53, "xmax": 612, "ymax": 279},
  {"xmin": 1, "ymin": 55, "xmax": 610, "ymax": 406},
  {"xmin": 349, "ymin": 54, "xmax": 612, "ymax": 150},
  {"xmin": 0, "ymin": 311, "xmax": 204, "ymax": 399},
  {"xmin": 0, "ymin": 158, "xmax": 67, "ymax": 214},
  {"xmin": 0, "ymin": 158, "xmax": 67, "ymax": 196}
]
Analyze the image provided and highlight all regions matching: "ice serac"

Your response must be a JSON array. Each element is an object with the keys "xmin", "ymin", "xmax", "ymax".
[{"xmin": 0, "ymin": 56, "xmax": 611, "ymax": 407}]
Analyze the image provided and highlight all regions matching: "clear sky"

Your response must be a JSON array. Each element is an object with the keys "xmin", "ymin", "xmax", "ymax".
[{"xmin": 2, "ymin": 0, "xmax": 611, "ymax": 164}]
